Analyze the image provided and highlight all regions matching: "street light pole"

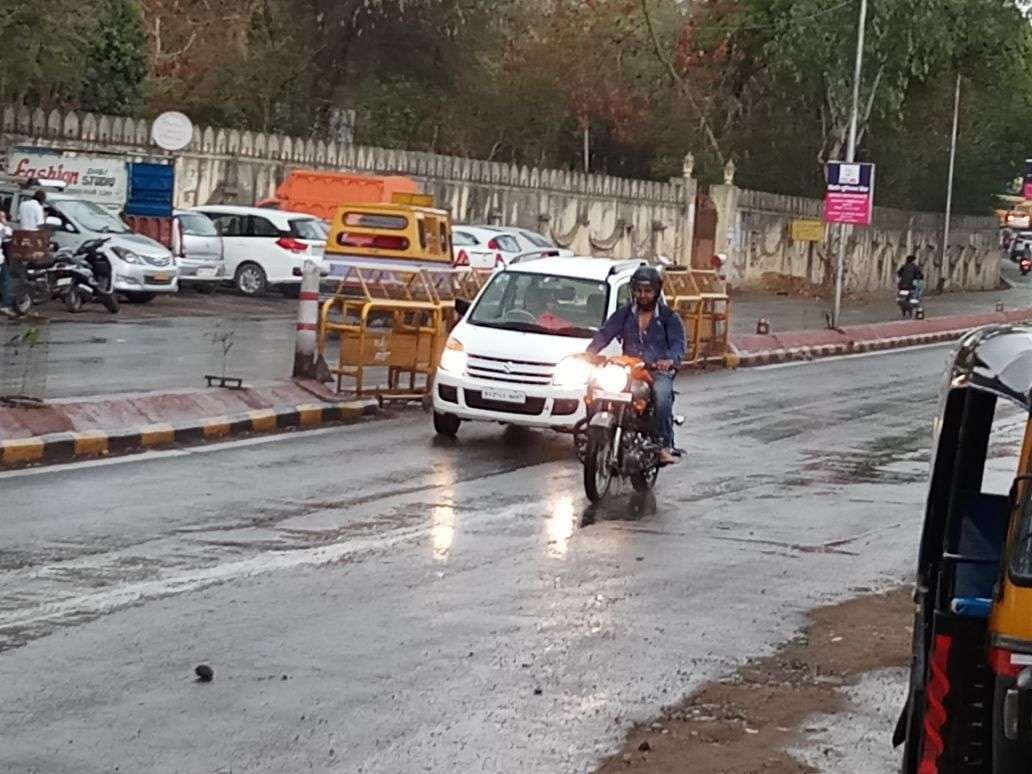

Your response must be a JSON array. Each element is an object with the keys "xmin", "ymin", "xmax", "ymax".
[
  {"xmin": 942, "ymin": 72, "xmax": 962, "ymax": 291},
  {"xmin": 832, "ymin": 0, "xmax": 869, "ymax": 328}
]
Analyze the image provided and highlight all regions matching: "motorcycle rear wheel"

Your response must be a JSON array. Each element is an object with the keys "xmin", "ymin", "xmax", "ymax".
[{"xmin": 583, "ymin": 426, "xmax": 614, "ymax": 502}]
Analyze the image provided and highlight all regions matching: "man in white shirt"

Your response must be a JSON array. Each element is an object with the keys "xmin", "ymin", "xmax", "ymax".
[{"xmin": 18, "ymin": 189, "xmax": 46, "ymax": 231}]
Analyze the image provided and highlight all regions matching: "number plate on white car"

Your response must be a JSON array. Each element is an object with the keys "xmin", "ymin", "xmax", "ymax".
[
  {"xmin": 595, "ymin": 391, "xmax": 632, "ymax": 402},
  {"xmin": 482, "ymin": 388, "xmax": 526, "ymax": 404},
  {"xmin": 196, "ymin": 267, "xmax": 219, "ymax": 278}
]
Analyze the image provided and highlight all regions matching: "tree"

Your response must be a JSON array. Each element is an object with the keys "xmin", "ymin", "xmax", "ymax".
[{"xmin": 80, "ymin": 0, "xmax": 149, "ymax": 114}]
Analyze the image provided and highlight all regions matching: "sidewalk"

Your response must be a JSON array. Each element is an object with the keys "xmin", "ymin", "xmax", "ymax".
[{"xmin": 0, "ymin": 379, "xmax": 378, "ymax": 467}]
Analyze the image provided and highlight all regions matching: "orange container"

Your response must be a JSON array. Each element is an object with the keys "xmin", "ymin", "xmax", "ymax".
[{"xmin": 257, "ymin": 171, "xmax": 420, "ymax": 221}]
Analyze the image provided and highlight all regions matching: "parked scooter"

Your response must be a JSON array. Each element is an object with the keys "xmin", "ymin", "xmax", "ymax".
[{"xmin": 11, "ymin": 238, "xmax": 119, "ymax": 315}]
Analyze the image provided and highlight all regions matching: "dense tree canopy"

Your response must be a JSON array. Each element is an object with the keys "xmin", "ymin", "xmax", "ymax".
[{"xmin": 4, "ymin": 0, "xmax": 1031, "ymax": 213}]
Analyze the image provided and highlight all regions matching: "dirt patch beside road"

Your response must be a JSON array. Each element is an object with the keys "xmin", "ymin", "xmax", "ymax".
[{"xmin": 597, "ymin": 588, "xmax": 912, "ymax": 773}]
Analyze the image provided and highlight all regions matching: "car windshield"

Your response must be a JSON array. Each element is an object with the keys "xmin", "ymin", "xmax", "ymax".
[
  {"xmin": 56, "ymin": 200, "xmax": 131, "ymax": 233},
  {"xmin": 178, "ymin": 212, "xmax": 218, "ymax": 237},
  {"xmin": 520, "ymin": 231, "xmax": 554, "ymax": 249},
  {"xmin": 290, "ymin": 218, "xmax": 325, "ymax": 241},
  {"xmin": 468, "ymin": 271, "xmax": 608, "ymax": 338}
]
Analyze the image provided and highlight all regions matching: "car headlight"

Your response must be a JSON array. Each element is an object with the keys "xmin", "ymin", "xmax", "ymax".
[
  {"xmin": 596, "ymin": 364, "xmax": 630, "ymax": 393},
  {"xmin": 439, "ymin": 338, "xmax": 467, "ymax": 375},
  {"xmin": 553, "ymin": 356, "xmax": 593, "ymax": 387},
  {"xmin": 111, "ymin": 246, "xmax": 142, "ymax": 264}
]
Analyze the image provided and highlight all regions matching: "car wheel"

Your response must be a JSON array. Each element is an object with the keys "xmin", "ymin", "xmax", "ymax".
[
  {"xmin": 235, "ymin": 263, "xmax": 267, "ymax": 296},
  {"xmin": 123, "ymin": 292, "xmax": 156, "ymax": 304},
  {"xmin": 433, "ymin": 411, "xmax": 461, "ymax": 437}
]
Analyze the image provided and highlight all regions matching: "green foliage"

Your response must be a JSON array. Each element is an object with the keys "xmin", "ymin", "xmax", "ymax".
[{"xmin": 80, "ymin": 0, "xmax": 149, "ymax": 114}]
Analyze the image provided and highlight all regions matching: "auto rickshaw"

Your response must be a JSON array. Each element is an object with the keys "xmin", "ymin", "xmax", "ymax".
[{"xmin": 896, "ymin": 324, "xmax": 1032, "ymax": 773}]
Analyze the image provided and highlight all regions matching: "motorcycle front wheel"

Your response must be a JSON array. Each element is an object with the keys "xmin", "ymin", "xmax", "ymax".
[
  {"xmin": 100, "ymin": 292, "xmax": 119, "ymax": 314},
  {"xmin": 631, "ymin": 464, "xmax": 659, "ymax": 493},
  {"xmin": 583, "ymin": 426, "xmax": 614, "ymax": 502}
]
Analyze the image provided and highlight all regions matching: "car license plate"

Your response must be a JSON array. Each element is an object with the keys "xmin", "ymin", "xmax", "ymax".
[
  {"xmin": 55, "ymin": 278, "xmax": 72, "ymax": 288},
  {"xmin": 150, "ymin": 273, "xmax": 171, "ymax": 282},
  {"xmin": 196, "ymin": 267, "xmax": 218, "ymax": 278},
  {"xmin": 482, "ymin": 387, "xmax": 526, "ymax": 404},
  {"xmin": 595, "ymin": 391, "xmax": 632, "ymax": 403}
]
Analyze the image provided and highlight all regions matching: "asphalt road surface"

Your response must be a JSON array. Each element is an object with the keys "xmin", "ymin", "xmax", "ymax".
[{"xmin": 1, "ymin": 343, "xmax": 1018, "ymax": 773}]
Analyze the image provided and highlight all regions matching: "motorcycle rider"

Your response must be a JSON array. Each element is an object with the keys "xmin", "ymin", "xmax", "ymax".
[
  {"xmin": 897, "ymin": 254, "xmax": 924, "ymax": 302},
  {"xmin": 588, "ymin": 265, "xmax": 686, "ymax": 466}
]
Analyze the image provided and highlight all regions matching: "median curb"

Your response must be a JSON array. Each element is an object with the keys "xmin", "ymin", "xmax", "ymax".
[
  {"xmin": 0, "ymin": 398, "xmax": 379, "ymax": 468},
  {"xmin": 728, "ymin": 309, "xmax": 1032, "ymax": 368}
]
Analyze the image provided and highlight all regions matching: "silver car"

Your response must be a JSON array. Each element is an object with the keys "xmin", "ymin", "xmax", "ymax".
[{"xmin": 173, "ymin": 210, "xmax": 225, "ymax": 293}]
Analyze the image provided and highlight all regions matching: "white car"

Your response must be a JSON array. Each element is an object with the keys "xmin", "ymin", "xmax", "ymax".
[
  {"xmin": 431, "ymin": 257, "xmax": 645, "ymax": 436},
  {"xmin": 190, "ymin": 205, "xmax": 326, "ymax": 296},
  {"xmin": 38, "ymin": 193, "xmax": 178, "ymax": 302},
  {"xmin": 451, "ymin": 225, "xmax": 572, "ymax": 269}
]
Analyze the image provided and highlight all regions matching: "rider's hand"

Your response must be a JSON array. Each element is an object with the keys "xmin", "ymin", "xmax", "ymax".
[{"xmin": 656, "ymin": 359, "xmax": 674, "ymax": 373}]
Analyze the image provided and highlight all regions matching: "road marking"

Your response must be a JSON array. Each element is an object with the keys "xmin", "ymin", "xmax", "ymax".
[
  {"xmin": 750, "ymin": 341, "xmax": 954, "ymax": 371},
  {"xmin": 0, "ymin": 424, "xmax": 364, "ymax": 480}
]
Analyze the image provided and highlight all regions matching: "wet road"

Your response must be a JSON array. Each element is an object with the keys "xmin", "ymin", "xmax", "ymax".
[{"xmin": 1, "ymin": 343, "xmax": 1019, "ymax": 773}]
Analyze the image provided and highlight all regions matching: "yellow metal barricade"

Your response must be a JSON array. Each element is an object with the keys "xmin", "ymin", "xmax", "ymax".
[
  {"xmin": 690, "ymin": 270, "xmax": 732, "ymax": 365},
  {"xmin": 318, "ymin": 266, "xmax": 445, "ymax": 402},
  {"xmin": 662, "ymin": 269, "xmax": 705, "ymax": 363}
]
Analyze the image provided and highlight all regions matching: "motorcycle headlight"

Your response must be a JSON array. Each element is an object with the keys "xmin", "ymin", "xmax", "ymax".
[
  {"xmin": 596, "ymin": 364, "xmax": 629, "ymax": 393},
  {"xmin": 553, "ymin": 356, "xmax": 593, "ymax": 387},
  {"xmin": 111, "ymin": 246, "xmax": 142, "ymax": 264},
  {"xmin": 438, "ymin": 338, "xmax": 467, "ymax": 375}
]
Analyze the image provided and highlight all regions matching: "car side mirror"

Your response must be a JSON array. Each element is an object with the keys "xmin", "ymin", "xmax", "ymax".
[
  {"xmin": 44, "ymin": 216, "xmax": 63, "ymax": 230},
  {"xmin": 454, "ymin": 298, "xmax": 471, "ymax": 317}
]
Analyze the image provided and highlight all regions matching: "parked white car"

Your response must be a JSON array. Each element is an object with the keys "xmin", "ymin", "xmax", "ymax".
[
  {"xmin": 190, "ymin": 205, "xmax": 326, "ymax": 296},
  {"xmin": 451, "ymin": 225, "xmax": 572, "ymax": 269},
  {"xmin": 38, "ymin": 193, "xmax": 178, "ymax": 303},
  {"xmin": 173, "ymin": 210, "xmax": 225, "ymax": 293},
  {"xmin": 431, "ymin": 257, "xmax": 644, "ymax": 436}
]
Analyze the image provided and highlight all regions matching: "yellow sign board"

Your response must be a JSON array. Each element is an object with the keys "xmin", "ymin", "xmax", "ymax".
[
  {"xmin": 791, "ymin": 219, "xmax": 825, "ymax": 242},
  {"xmin": 391, "ymin": 192, "xmax": 434, "ymax": 207}
]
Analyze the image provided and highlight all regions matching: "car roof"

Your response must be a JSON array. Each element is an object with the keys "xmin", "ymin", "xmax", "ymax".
[
  {"xmin": 504, "ymin": 257, "xmax": 646, "ymax": 282},
  {"xmin": 191, "ymin": 204, "xmax": 318, "ymax": 223}
]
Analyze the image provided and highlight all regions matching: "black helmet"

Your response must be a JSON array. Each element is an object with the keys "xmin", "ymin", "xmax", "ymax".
[{"xmin": 631, "ymin": 265, "xmax": 662, "ymax": 290}]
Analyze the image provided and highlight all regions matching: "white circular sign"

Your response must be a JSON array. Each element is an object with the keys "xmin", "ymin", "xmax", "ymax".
[{"xmin": 151, "ymin": 111, "xmax": 194, "ymax": 151}]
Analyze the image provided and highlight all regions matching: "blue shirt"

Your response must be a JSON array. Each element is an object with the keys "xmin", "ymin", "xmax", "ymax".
[{"xmin": 588, "ymin": 303, "xmax": 687, "ymax": 364}]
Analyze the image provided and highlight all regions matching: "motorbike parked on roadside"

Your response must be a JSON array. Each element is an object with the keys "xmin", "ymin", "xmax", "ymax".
[
  {"xmin": 574, "ymin": 353, "xmax": 680, "ymax": 502},
  {"xmin": 11, "ymin": 238, "xmax": 119, "ymax": 316}
]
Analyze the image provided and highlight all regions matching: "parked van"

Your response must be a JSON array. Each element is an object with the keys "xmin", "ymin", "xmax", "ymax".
[{"xmin": 323, "ymin": 202, "xmax": 453, "ymax": 275}]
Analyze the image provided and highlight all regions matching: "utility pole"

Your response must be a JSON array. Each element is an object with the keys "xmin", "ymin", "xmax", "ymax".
[
  {"xmin": 942, "ymin": 72, "xmax": 962, "ymax": 291},
  {"xmin": 832, "ymin": 0, "xmax": 869, "ymax": 328}
]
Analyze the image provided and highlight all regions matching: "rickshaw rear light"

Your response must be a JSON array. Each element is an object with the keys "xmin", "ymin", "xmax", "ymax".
[{"xmin": 990, "ymin": 647, "xmax": 1025, "ymax": 678}]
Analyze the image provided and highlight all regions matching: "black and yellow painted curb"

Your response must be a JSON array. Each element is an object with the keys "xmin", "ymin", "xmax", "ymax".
[
  {"xmin": 730, "ymin": 329, "xmax": 966, "ymax": 368},
  {"xmin": 0, "ymin": 399, "xmax": 379, "ymax": 469}
]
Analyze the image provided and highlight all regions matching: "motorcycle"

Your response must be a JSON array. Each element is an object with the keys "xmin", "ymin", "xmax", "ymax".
[
  {"xmin": 575, "ymin": 354, "xmax": 674, "ymax": 502},
  {"xmin": 11, "ymin": 238, "xmax": 119, "ymax": 315}
]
